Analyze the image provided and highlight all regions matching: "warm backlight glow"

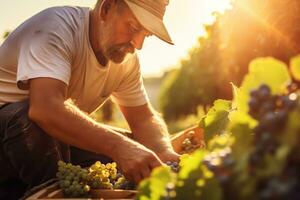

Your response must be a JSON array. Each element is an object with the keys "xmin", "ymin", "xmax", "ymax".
[{"xmin": 207, "ymin": 0, "xmax": 232, "ymax": 14}]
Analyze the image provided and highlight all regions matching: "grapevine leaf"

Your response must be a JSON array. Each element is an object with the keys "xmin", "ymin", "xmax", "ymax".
[
  {"xmin": 137, "ymin": 167, "xmax": 173, "ymax": 200},
  {"xmin": 230, "ymin": 123, "xmax": 253, "ymax": 159},
  {"xmin": 175, "ymin": 150, "xmax": 211, "ymax": 200},
  {"xmin": 199, "ymin": 99, "xmax": 231, "ymax": 142},
  {"xmin": 178, "ymin": 150, "xmax": 208, "ymax": 180}
]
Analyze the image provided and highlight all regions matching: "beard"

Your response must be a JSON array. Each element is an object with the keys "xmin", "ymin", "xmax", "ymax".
[{"xmin": 105, "ymin": 43, "xmax": 135, "ymax": 63}]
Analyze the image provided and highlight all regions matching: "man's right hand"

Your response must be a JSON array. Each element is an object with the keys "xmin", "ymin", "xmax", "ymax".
[{"xmin": 112, "ymin": 139, "xmax": 164, "ymax": 184}]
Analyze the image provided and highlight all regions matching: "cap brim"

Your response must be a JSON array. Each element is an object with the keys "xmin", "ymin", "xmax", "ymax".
[{"xmin": 124, "ymin": 0, "xmax": 174, "ymax": 45}]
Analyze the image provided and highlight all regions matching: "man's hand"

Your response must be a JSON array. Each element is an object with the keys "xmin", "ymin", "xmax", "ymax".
[
  {"xmin": 112, "ymin": 139, "xmax": 164, "ymax": 183},
  {"xmin": 156, "ymin": 147, "xmax": 180, "ymax": 163}
]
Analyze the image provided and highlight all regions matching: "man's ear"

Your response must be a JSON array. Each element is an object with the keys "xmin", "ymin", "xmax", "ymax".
[{"xmin": 99, "ymin": 0, "xmax": 117, "ymax": 21}]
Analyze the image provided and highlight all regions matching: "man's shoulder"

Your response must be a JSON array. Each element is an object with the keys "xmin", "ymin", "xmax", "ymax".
[
  {"xmin": 38, "ymin": 6, "xmax": 89, "ymax": 28},
  {"xmin": 16, "ymin": 6, "xmax": 90, "ymax": 45},
  {"xmin": 45, "ymin": 6, "xmax": 89, "ymax": 17}
]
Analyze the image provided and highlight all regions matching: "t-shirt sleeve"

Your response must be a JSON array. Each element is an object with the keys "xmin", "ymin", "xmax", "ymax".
[
  {"xmin": 17, "ymin": 26, "xmax": 73, "ymax": 90},
  {"xmin": 111, "ymin": 55, "xmax": 149, "ymax": 107}
]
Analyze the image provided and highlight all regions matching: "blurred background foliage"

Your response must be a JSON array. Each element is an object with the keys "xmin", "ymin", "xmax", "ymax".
[{"xmin": 159, "ymin": 0, "xmax": 300, "ymax": 122}]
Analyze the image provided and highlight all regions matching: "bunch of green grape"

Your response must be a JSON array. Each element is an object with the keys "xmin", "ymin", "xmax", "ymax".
[
  {"xmin": 87, "ymin": 161, "xmax": 135, "ymax": 190},
  {"xmin": 56, "ymin": 160, "xmax": 135, "ymax": 198},
  {"xmin": 87, "ymin": 161, "xmax": 115, "ymax": 189},
  {"xmin": 56, "ymin": 161, "xmax": 90, "ymax": 198}
]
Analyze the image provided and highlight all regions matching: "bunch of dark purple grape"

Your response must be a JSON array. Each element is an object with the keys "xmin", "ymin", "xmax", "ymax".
[
  {"xmin": 248, "ymin": 84, "xmax": 298, "ymax": 165},
  {"xmin": 248, "ymin": 84, "xmax": 300, "ymax": 199},
  {"xmin": 202, "ymin": 147, "xmax": 235, "ymax": 185},
  {"xmin": 166, "ymin": 161, "xmax": 180, "ymax": 173}
]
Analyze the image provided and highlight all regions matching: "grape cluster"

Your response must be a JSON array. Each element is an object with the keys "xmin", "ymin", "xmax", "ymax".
[
  {"xmin": 248, "ymin": 84, "xmax": 300, "ymax": 199},
  {"xmin": 166, "ymin": 161, "xmax": 180, "ymax": 173},
  {"xmin": 113, "ymin": 174, "xmax": 135, "ymax": 190},
  {"xmin": 87, "ymin": 161, "xmax": 115, "ymax": 189},
  {"xmin": 248, "ymin": 84, "xmax": 298, "ymax": 167},
  {"xmin": 56, "ymin": 160, "xmax": 135, "ymax": 198},
  {"xmin": 181, "ymin": 130, "xmax": 204, "ymax": 154},
  {"xmin": 249, "ymin": 84, "xmax": 297, "ymax": 123},
  {"xmin": 56, "ymin": 161, "xmax": 90, "ymax": 198},
  {"xmin": 202, "ymin": 147, "xmax": 235, "ymax": 185},
  {"xmin": 88, "ymin": 161, "xmax": 135, "ymax": 190}
]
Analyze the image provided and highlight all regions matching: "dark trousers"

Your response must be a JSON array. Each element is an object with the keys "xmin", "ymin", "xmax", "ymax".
[{"xmin": 0, "ymin": 100, "xmax": 116, "ymax": 199}]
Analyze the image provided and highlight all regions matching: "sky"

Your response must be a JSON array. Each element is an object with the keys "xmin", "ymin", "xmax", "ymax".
[{"xmin": 0, "ymin": 0, "xmax": 231, "ymax": 77}]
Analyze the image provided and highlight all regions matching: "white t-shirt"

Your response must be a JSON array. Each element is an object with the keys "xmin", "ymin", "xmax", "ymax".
[{"xmin": 0, "ymin": 6, "xmax": 149, "ymax": 113}]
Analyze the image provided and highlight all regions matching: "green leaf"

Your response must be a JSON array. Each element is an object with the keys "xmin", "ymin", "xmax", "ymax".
[
  {"xmin": 290, "ymin": 55, "xmax": 300, "ymax": 81},
  {"xmin": 207, "ymin": 133, "xmax": 234, "ymax": 151},
  {"xmin": 137, "ymin": 181, "xmax": 151, "ymax": 200},
  {"xmin": 175, "ymin": 150, "xmax": 223, "ymax": 200},
  {"xmin": 137, "ymin": 167, "xmax": 173, "ymax": 200},
  {"xmin": 230, "ymin": 124, "xmax": 252, "ymax": 155},
  {"xmin": 175, "ymin": 150, "xmax": 215, "ymax": 200},
  {"xmin": 199, "ymin": 99, "xmax": 232, "ymax": 142},
  {"xmin": 178, "ymin": 150, "xmax": 208, "ymax": 180}
]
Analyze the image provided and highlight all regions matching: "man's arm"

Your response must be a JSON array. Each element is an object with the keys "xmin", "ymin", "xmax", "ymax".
[
  {"xmin": 119, "ymin": 103, "xmax": 179, "ymax": 163},
  {"xmin": 28, "ymin": 77, "xmax": 163, "ymax": 183}
]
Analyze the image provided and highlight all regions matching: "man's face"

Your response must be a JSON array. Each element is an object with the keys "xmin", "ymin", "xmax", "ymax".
[{"xmin": 98, "ymin": 1, "xmax": 151, "ymax": 63}]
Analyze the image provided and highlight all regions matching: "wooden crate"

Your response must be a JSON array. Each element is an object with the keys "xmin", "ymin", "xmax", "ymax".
[
  {"xmin": 171, "ymin": 125, "xmax": 204, "ymax": 154},
  {"xmin": 25, "ymin": 182, "xmax": 137, "ymax": 200}
]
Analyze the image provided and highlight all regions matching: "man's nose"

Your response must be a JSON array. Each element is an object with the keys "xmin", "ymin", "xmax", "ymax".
[{"xmin": 130, "ymin": 32, "xmax": 146, "ymax": 50}]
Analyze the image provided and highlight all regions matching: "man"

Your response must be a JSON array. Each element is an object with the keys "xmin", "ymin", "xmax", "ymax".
[{"xmin": 0, "ymin": 0, "xmax": 179, "ymax": 198}]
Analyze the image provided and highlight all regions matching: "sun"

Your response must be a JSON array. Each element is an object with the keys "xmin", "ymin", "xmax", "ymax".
[{"xmin": 206, "ymin": 0, "xmax": 232, "ymax": 14}]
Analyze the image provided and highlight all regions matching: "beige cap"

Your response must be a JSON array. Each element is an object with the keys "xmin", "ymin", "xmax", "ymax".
[{"xmin": 123, "ymin": 0, "xmax": 174, "ymax": 45}]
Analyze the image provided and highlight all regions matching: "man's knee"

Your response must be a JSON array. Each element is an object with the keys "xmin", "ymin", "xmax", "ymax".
[{"xmin": 0, "ymin": 99, "xmax": 69, "ymax": 187}]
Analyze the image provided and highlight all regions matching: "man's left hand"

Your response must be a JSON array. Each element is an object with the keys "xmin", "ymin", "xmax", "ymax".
[{"xmin": 156, "ymin": 148, "xmax": 180, "ymax": 163}]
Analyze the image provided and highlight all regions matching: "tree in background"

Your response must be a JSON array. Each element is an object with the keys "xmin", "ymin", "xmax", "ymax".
[
  {"xmin": 159, "ymin": 23, "xmax": 220, "ymax": 121},
  {"xmin": 160, "ymin": 0, "xmax": 300, "ymax": 121}
]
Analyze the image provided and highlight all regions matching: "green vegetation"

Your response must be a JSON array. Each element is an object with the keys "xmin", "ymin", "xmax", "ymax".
[{"xmin": 137, "ymin": 56, "xmax": 300, "ymax": 200}]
